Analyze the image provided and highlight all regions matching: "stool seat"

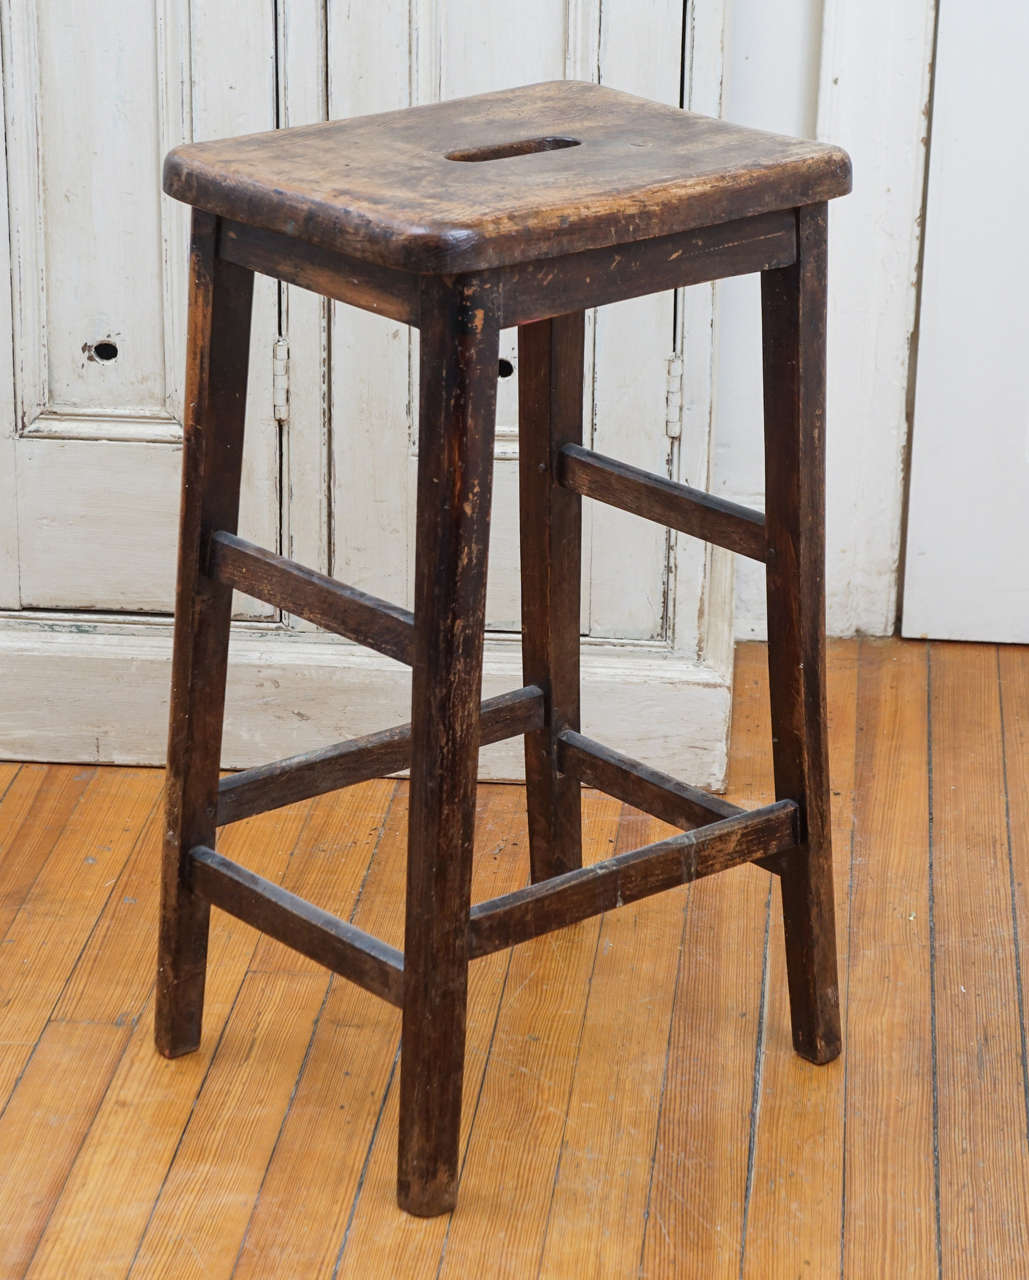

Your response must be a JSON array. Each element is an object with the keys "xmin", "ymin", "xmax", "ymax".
[{"xmin": 163, "ymin": 79, "xmax": 851, "ymax": 273}]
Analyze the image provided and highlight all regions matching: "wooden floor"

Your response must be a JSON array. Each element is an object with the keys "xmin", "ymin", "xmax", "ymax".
[{"xmin": 1, "ymin": 638, "xmax": 1027, "ymax": 1277}]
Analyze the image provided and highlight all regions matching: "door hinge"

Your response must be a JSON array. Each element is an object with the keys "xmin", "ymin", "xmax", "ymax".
[
  {"xmin": 665, "ymin": 354, "xmax": 683, "ymax": 439},
  {"xmin": 272, "ymin": 337, "xmax": 289, "ymax": 423}
]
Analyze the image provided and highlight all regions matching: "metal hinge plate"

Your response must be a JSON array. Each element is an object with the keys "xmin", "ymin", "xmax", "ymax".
[
  {"xmin": 665, "ymin": 354, "xmax": 683, "ymax": 439},
  {"xmin": 272, "ymin": 337, "xmax": 289, "ymax": 423}
]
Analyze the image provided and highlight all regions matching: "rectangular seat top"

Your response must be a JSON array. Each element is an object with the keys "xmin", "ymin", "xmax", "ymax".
[{"xmin": 164, "ymin": 80, "xmax": 851, "ymax": 274}]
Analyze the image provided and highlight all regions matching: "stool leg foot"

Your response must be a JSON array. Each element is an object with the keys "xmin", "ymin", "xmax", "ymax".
[
  {"xmin": 761, "ymin": 204, "xmax": 841, "ymax": 1067},
  {"xmin": 518, "ymin": 313, "xmax": 585, "ymax": 882},
  {"xmin": 397, "ymin": 277, "xmax": 500, "ymax": 1216},
  {"xmin": 156, "ymin": 212, "xmax": 254, "ymax": 1059}
]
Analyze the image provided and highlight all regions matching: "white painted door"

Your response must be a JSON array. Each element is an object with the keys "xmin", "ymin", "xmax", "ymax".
[
  {"xmin": 902, "ymin": 0, "xmax": 1029, "ymax": 642},
  {"xmin": 0, "ymin": 0, "xmax": 738, "ymax": 785},
  {"xmin": 0, "ymin": 2, "xmax": 287, "ymax": 617},
  {"xmin": 329, "ymin": 0, "xmax": 684, "ymax": 642}
]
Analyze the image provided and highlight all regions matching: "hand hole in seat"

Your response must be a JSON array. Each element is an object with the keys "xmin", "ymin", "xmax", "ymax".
[
  {"xmin": 445, "ymin": 136, "xmax": 581, "ymax": 163},
  {"xmin": 498, "ymin": 358, "xmax": 514, "ymax": 378}
]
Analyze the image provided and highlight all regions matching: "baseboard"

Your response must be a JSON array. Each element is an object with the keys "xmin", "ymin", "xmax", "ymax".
[{"xmin": 0, "ymin": 617, "xmax": 732, "ymax": 787}]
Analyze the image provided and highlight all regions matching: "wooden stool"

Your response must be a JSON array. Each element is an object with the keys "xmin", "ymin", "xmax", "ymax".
[{"xmin": 157, "ymin": 80, "xmax": 851, "ymax": 1216}]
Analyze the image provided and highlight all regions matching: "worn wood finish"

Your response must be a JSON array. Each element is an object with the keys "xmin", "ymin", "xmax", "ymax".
[
  {"xmin": 557, "ymin": 728, "xmax": 741, "ymax": 828},
  {"xmin": 397, "ymin": 274, "xmax": 501, "ymax": 1217},
  {"xmin": 153, "ymin": 79, "xmax": 854, "ymax": 1216},
  {"xmin": 221, "ymin": 209, "xmax": 798, "ymax": 333},
  {"xmin": 208, "ymin": 530, "xmax": 416, "ymax": 664},
  {"xmin": 156, "ymin": 210, "xmax": 254, "ymax": 1060},
  {"xmin": 218, "ymin": 219, "xmax": 418, "ymax": 325},
  {"xmin": 188, "ymin": 846, "xmax": 404, "ymax": 1006},
  {"xmin": 518, "ymin": 312, "xmax": 584, "ymax": 881},
  {"xmin": 560, "ymin": 442, "xmax": 767, "ymax": 561},
  {"xmin": 216, "ymin": 685, "xmax": 543, "ymax": 826},
  {"xmin": 496, "ymin": 211, "xmax": 796, "ymax": 328},
  {"xmin": 468, "ymin": 800, "xmax": 798, "ymax": 958},
  {"xmin": 761, "ymin": 203, "xmax": 840, "ymax": 1065},
  {"xmin": 164, "ymin": 81, "xmax": 850, "ymax": 272}
]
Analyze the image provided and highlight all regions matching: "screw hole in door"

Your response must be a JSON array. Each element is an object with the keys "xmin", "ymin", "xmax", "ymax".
[
  {"xmin": 445, "ymin": 136, "xmax": 581, "ymax": 163},
  {"xmin": 92, "ymin": 340, "xmax": 119, "ymax": 362},
  {"xmin": 498, "ymin": 358, "xmax": 514, "ymax": 378}
]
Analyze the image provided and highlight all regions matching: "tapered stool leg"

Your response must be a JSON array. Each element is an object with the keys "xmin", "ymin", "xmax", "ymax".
[
  {"xmin": 398, "ymin": 276, "xmax": 501, "ymax": 1216},
  {"xmin": 518, "ymin": 312, "xmax": 585, "ymax": 882},
  {"xmin": 156, "ymin": 211, "xmax": 254, "ymax": 1058},
  {"xmin": 760, "ymin": 202, "xmax": 841, "ymax": 1066}
]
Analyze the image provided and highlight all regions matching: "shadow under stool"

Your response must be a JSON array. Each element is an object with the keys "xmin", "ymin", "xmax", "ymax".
[{"xmin": 156, "ymin": 79, "xmax": 852, "ymax": 1216}]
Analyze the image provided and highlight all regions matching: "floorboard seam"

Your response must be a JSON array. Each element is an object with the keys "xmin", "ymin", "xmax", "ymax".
[
  {"xmin": 635, "ymin": 888, "xmax": 691, "ymax": 1278},
  {"xmin": 533, "ymin": 849, "xmax": 609, "ymax": 1279},
  {"xmin": 737, "ymin": 877, "xmax": 772, "ymax": 1280},
  {"xmin": 996, "ymin": 648, "xmax": 1029, "ymax": 1152},
  {"xmin": 926, "ymin": 643, "xmax": 944, "ymax": 1280},
  {"xmin": 332, "ymin": 1046, "xmax": 400, "ymax": 1279},
  {"xmin": 230, "ymin": 783, "xmax": 400, "ymax": 1276},
  {"xmin": 434, "ymin": 941, "xmax": 517, "ymax": 1279},
  {"xmin": 125, "ymin": 964, "xmax": 251, "ymax": 1275}
]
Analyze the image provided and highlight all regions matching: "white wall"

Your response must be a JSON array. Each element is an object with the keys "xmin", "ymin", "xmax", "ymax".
[{"xmin": 711, "ymin": 0, "xmax": 937, "ymax": 637}]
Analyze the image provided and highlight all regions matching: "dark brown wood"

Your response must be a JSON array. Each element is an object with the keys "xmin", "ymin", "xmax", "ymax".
[
  {"xmin": 557, "ymin": 729, "xmax": 741, "ymax": 829},
  {"xmin": 398, "ymin": 274, "xmax": 501, "ymax": 1217},
  {"xmin": 208, "ymin": 530, "xmax": 415, "ymax": 664},
  {"xmin": 467, "ymin": 800, "xmax": 800, "ymax": 959},
  {"xmin": 761, "ymin": 202, "xmax": 841, "ymax": 1066},
  {"xmin": 164, "ymin": 81, "xmax": 850, "ymax": 272},
  {"xmin": 496, "ymin": 212, "xmax": 796, "ymax": 328},
  {"xmin": 559, "ymin": 444, "xmax": 767, "ymax": 561},
  {"xmin": 156, "ymin": 211, "xmax": 254, "ymax": 1058},
  {"xmin": 159, "ymin": 76, "xmax": 853, "ymax": 1218},
  {"xmin": 216, "ymin": 685, "xmax": 543, "ymax": 826},
  {"xmin": 518, "ymin": 313, "xmax": 584, "ymax": 881},
  {"xmin": 188, "ymin": 845, "xmax": 404, "ymax": 1005},
  {"xmin": 218, "ymin": 219, "xmax": 418, "ymax": 325}
]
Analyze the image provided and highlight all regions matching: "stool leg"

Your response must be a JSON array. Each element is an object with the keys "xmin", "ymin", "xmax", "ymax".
[
  {"xmin": 760, "ymin": 203, "xmax": 841, "ymax": 1066},
  {"xmin": 398, "ymin": 276, "xmax": 500, "ymax": 1216},
  {"xmin": 518, "ymin": 312, "xmax": 585, "ymax": 882},
  {"xmin": 156, "ymin": 211, "xmax": 254, "ymax": 1058}
]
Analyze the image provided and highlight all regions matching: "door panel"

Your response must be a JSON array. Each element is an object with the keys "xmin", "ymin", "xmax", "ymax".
[
  {"xmin": 902, "ymin": 0, "xmax": 1029, "ymax": 641},
  {"xmin": 3, "ymin": 0, "xmax": 281, "ymax": 615},
  {"xmin": 330, "ymin": 0, "xmax": 683, "ymax": 641}
]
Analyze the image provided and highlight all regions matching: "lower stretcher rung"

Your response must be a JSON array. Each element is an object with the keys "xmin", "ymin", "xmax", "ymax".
[
  {"xmin": 189, "ymin": 845, "xmax": 404, "ymax": 1006},
  {"xmin": 467, "ymin": 799, "xmax": 799, "ymax": 959}
]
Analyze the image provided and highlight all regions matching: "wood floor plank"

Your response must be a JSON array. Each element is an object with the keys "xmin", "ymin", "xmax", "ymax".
[
  {"xmin": 0, "ymin": 764, "xmax": 96, "ymax": 938},
  {"xmin": 998, "ymin": 644, "xmax": 1029, "ymax": 1161},
  {"xmin": 0, "ymin": 1019, "xmax": 130, "ymax": 1275},
  {"xmin": 247, "ymin": 778, "xmax": 398, "ymax": 974},
  {"xmin": 4, "ymin": 639, "xmax": 1025, "ymax": 1276},
  {"xmin": 337, "ymin": 790, "xmax": 623, "ymax": 1279},
  {"xmin": 840, "ymin": 639, "xmax": 936, "ymax": 1275},
  {"xmin": 26, "ymin": 793, "xmax": 336, "ymax": 1280},
  {"xmin": 128, "ymin": 971, "xmax": 329, "ymax": 1278},
  {"xmin": 741, "ymin": 638, "xmax": 858, "ymax": 1275},
  {"xmin": 234, "ymin": 784, "xmax": 530, "ymax": 1278},
  {"xmin": 639, "ymin": 640, "xmax": 775, "ymax": 1278},
  {"xmin": 931, "ymin": 642, "xmax": 1029, "ymax": 1272},
  {"xmin": 0, "ymin": 767, "xmax": 161, "ymax": 1103},
  {"xmin": 429, "ymin": 792, "xmax": 633, "ymax": 1279},
  {"xmin": 536, "ymin": 806, "xmax": 686, "ymax": 1279}
]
